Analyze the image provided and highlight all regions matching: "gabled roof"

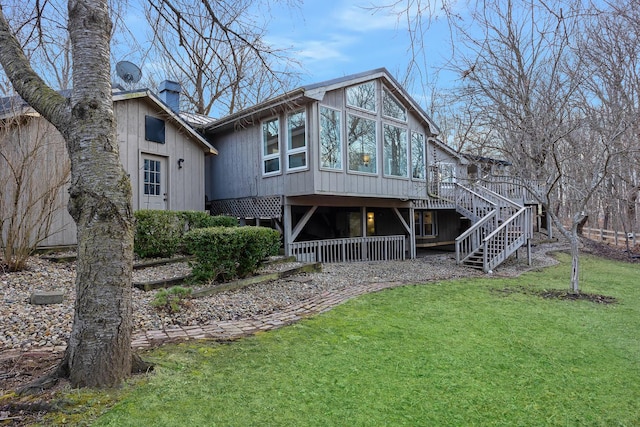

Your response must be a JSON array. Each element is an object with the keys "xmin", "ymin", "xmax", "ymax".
[
  {"xmin": 112, "ymin": 89, "xmax": 217, "ymax": 155},
  {"xmin": 0, "ymin": 89, "xmax": 72, "ymax": 119},
  {"xmin": 0, "ymin": 88, "xmax": 217, "ymax": 155},
  {"xmin": 201, "ymin": 68, "xmax": 441, "ymax": 136}
]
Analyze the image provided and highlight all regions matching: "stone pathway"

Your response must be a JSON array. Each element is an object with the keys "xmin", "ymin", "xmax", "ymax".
[{"xmin": 131, "ymin": 280, "xmax": 404, "ymax": 349}]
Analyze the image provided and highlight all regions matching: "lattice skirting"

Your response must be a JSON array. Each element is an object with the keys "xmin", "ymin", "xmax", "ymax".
[{"xmin": 209, "ymin": 196, "xmax": 283, "ymax": 219}]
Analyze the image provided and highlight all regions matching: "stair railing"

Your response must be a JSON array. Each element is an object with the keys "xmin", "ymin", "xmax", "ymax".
[
  {"xmin": 472, "ymin": 186, "xmax": 522, "ymax": 222},
  {"xmin": 452, "ymin": 183, "xmax": 496, "ymax": 222},
  {"xmin": 455, "ymin": 209, "xmax": 498, "ymax": 265},
  {"xmin": 481, "ymin": 206, "xmax": 533, "ymax": 273}
]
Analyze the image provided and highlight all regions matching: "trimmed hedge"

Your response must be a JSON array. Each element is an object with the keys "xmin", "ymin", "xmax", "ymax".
[
  {"xmin": 134, "ymin": 210, "xmax": 238, "ymax": 258},
  {"xmin": 184, "ymin": 226, "xmax": 281, "ymax": 282}
]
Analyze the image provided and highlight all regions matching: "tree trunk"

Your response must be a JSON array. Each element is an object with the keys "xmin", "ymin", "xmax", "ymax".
[
  {"xmin": 569, "ymin": 229, "xmax": 580, "ymax": 294},
  {"xmin": 0, "ymin": 0, "xmax": 134, "ymax": 388},
  {"xmin": 57, "ymin": 0, "xmax": 134, "ymax": 388}
]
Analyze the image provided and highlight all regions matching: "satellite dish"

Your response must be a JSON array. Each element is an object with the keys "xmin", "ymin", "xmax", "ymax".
[{"xmin": 116, "ymin": 60, "xmax": 142, "ymax": 84}]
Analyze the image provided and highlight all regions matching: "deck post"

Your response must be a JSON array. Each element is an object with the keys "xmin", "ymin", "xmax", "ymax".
[
  {"xmin": 283, "ymin": 203, "xmax": 292, "ymax": 257},
  {"xmin": 409, "ymin": 207, "xmax": 416, "ymax": 259},
  {"xmin": 527, "ymin": 238, "xmax": 532, "ymax": 265}
]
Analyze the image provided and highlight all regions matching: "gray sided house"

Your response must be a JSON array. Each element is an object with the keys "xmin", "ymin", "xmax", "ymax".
[
  {"xmin": 202, "ymin": 68, "xmax": 535, "ymax": 271},
  {"xmin": 0, "ymin": 82, "xmax": 217, "ymax": 247}
]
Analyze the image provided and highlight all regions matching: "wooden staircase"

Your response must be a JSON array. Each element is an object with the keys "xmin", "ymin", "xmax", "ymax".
[{"xmin": 452, "ymin": 184, "xmax": 533, "ymax": 272}]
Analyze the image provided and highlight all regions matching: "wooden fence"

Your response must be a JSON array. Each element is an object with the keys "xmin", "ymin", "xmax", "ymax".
[{"xmin": 582, "ymin": 227, "xmax": 637, "ymax": 247}]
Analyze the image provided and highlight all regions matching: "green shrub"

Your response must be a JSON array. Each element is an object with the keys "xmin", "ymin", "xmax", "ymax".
[
  {"xmin": 134, "ymin": 211, "xmax": 184, "ymax": 258},
  {"xmin": 184, "ymin": 226, "xmax": 281, "ymax": 282},
  {"xmin": 236, "ymin": 227, "xmax": 282, "ymax": 277},
  {"xmin": 151, "ymin": 286, "xmax": 192, "ymax": 313},
  {"xmin": 134, "ymin": 210, "xmax": 238, "ymax": 258},
  {"xmin": 207, "ymin": 215, "xmax": 239, "ymax": 228},
  {"xmin": 179, "ymin": 212, "xmax": 238, "ymax": 230}
]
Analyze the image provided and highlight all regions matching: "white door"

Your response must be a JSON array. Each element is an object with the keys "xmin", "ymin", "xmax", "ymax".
[{"xmin": 140, "ymin": 154, "xmax": 167, "ymax": 210}]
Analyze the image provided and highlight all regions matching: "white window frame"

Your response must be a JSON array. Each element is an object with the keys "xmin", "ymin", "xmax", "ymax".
[
  {"xmin": 345, "ymin": 81, "xmax": 377, "ymax": 114},
  {"xmin": 411, "ymin": 132, "xmax": 426, "ymax": 180},
  {"xmin": 382, "ymin": 87, "xmax": 407, "ymax": 122},
  {"xmin": 286, "ymin": 110, "xmax": 308, "ymax": 172},
  {"xmin": 143, "ymin": 158, "xmax": 162, "ymax": 196},
  {"xmin": 319, "ymin": 105, "xmax": 343, "ymax": 171},
  {"xmin": 262, "ymin": 117, "xmax": 281, "ymax": 176},
  {"xmin": 347, "ymin": 112, "xmax": 378, "ymax": 175},
  {"xmin": 383, "ymin": 122, "xmax": 408, "ymax": 178}
]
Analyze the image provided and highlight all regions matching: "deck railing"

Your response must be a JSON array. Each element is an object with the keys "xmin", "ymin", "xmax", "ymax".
[
  {"xmin": 473, "ymin": 185, "xmax": 522, "ymax": 221},
  {"xmin": 289, "ymin": 235, "xmax": 405, "ymax": 263},
  {"xmin": 459, "ymin": 176, "xmax": 544, "ymax": 204}
]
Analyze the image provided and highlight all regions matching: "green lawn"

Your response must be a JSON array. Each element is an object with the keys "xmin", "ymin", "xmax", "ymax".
[{"xmin": 84, "ymin": 254, "xmax": 639, "ymax": 426}]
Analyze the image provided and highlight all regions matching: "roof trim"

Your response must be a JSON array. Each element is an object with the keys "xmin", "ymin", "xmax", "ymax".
[
  {"xmin": 0, "ymin": 89, "xmax": 217, "ymax": 155},
  {"xmin": 202, "ymin": 68, "xmax": 441, "ymax": 136},
  {"xmin": 430, "ymin": 137, "xmax": 467, "ymax": 163}
]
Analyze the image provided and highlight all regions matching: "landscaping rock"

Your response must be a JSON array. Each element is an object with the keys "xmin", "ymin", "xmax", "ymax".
[{"xmin": 29, "ymin": 291, "xmax": 64, "ymax": 305}]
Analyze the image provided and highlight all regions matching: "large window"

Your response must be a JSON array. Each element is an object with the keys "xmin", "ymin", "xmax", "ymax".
[
  {"xmin": 383, "ymin": 88, "xmax": 407, "ymax": 121},
  {"xmin": 346, "ymin": 81, "xmax": 376, "ymax": 112},
  {"xmin": 383, "ymin": 123, "xmax": 407, "ymax": 177},
  {"xmin": 347, "ymin": 114, "xmax": 377, "ymax": 174},
  {"xmin": 320, "ymin": 106, "xmax": 342, "ymax": 169},
  {"xmin": 287, "ymin": 110, "xmax": 307, "ymax": 171},
  {"xmin": 411, "ymin": 132, "xmax": 426, "ymax": 180},
  {"xmin": 262, "ymin": 118, "xmax": 280, "ymax": 175}
]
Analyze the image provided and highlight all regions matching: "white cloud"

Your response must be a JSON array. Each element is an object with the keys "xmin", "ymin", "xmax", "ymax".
[
  {"xmin": 265, "ymin": 34, "xmax": 357, "ymax": 63},
  {"xmin": 334, "ymin": 3, "xmax": 401, "ymax": 32}
]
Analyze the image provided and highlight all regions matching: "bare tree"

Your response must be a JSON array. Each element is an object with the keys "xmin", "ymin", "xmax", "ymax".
[
  {"xmin": 450, "ymin": 0, "xmax": 629, "ymax": 292},
  {"xmin": 0, "ymin": 1, "xmax": 73, "ymax": 92},
  {"xmin": 145, "ymin": 0, "xmax": 300, "ymax": 117},
  {"xmin": 577, "ymin": 0, "xmax": 640, "ymax": 249}
]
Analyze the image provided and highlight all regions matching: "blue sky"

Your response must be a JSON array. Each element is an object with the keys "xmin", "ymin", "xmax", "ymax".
[
  {"xmin": 262, "ymin": 0, "xmax": 456, "ymax": 89},
  {"xmin": 116, "ymin": 0, "xmax": 459, "ymax": 109}
]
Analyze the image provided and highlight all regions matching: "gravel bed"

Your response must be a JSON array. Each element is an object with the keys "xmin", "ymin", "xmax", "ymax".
[{"xmin": 0, "ymin": 236, "xmax": 567, "ymax": 351}]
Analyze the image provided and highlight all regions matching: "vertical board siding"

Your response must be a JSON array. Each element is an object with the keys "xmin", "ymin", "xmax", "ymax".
[
  {"xmin": 115, "ymin": 99, "xmax": 206, "ymax": 213},
  {"xmin": 1, "ymin": 97, "xmax": 210, "ymax": 247}
]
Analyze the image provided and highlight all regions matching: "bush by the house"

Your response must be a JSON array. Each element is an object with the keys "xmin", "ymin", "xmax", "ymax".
[
  {"xmin": 178, "ymin": 211, "xmax": 238, "ymax": 230},
  {"xmin": 134, "ymin": 210, "xmax": 238, "ymax": 258},
  {"xmin": 201, "ymin": 214, "xmax": 239, "ymax": 228},
  {"xmin": 184, "ymin": 226, "xmax": 281, "ymax": 282},
  {"xmin": 134, "ymin": 211, "xmax": 184, "ymax": 258}
]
